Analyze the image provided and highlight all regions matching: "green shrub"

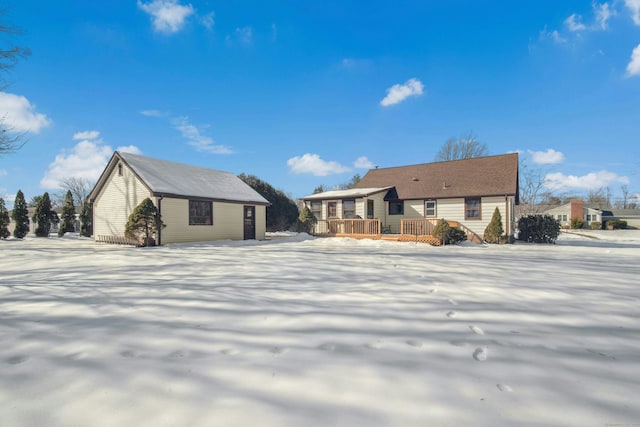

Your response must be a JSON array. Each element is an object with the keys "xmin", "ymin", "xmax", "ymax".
[
  {"xmin": 484, "ymin": 207, "xmax": 504, "ymax": 244},
  {"xmin": 125, "ymin": 198, "xmax": 164, "ymax": 246},
  {"xmin": 297, "ymin": 205, "xmax": 317, "ymax": 233},
  {"xmin": 432, "ymin": 219, "xmax": 467, "ymax": 245},
  {"xmin": 605, "ymin": 219, "xmax": 627, "ymax": 230},
  {"xmin": 517, "ymin": 215, "xmax": 560, "ymax": 244},
  {"xmin": 570, "ymin": 217, "xmax": 584, "ymax": 229},
  {"xmin": 590, "ymin": 221, "xmax": 601, "ymax": 230}
]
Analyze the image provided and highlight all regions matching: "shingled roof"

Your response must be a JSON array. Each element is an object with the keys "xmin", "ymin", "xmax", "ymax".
[
  {"xmin": 90, "ymin": 152, "xmax": 270, "ymax": 205},
  {"xmin": 354, "ymin": 153, "xmax": 519, "ymax": 201}
]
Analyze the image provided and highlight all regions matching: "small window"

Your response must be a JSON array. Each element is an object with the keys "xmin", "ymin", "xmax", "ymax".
[
  {"xmin": 118, "ymin": 164, "xmax": 123, "ymax": 176},
  {"xmin": 327, "ymin": 201, "xmax": 337, "ymax": 218},
  {"xmin": 189, "ymin": 200, "xmax": 213, "ymax": 225},
  {"xmin": 557, "ymin": 214, "xmax": 562, "ymax": 221},
  {"xmin": 343, "ymin": 199, "xmax": 356, "ymax": 218},
  {"xmin": 425, "ymin": 200, "xmax": 436, "ymax": 217},
  {"xmin": 465, "ymin": 198, "xmax": 481, "ymax": 220},
  {"xmin": 562, "ymin": 214, "xmax": 567, "ymax": 222},
  {"xmin": 389, "ymin": 200, "xmax": 404, "ymax": 215}
]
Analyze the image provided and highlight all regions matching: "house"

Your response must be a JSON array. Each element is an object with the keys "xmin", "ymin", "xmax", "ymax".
[
  {"xmin": 89, "ymin": 152, "xmax": 270, "ymax": 244},
  {"xmin": 543, "ymin": 199, "xmax": 640, "ymax": 229},
  {"xmin": 302, "ymin": 153, "xmax": 519, "ymax": 241}
]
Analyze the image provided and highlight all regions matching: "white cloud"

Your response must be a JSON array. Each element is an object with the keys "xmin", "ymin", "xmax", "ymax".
[
  {"xmin": 287, "ymin": 154, "xmax": 351, "ymax": 176},
  {"xmin": 137, "ymin": 0, "xmax": 194, "ymax": 34},
  {"xmin": 380, "ymin": 78, "xmax": 424, "ymax": 107},
  {"xmin": 0, "ymin": 92, "xmax": 51, "ymax": 133},
  {"xmin": 200, "ymin": 11, "xmax": 214, "ymax": 30},
  {"xmin": 3, "ymin": 193, "xmax": 15, "ymax": 203},
  {"xmin": 528, "ymin": 149, "xmax": 565, "ymax": 165},
  {"xmin": 594, "ymin": 2, "xmax": 614, "ymax": 30},
  {"xmin": 172, "ymin": 116, "xmax": 232, "ymax": 154},
  {"xmin": 140, "ymin": 109, "xmax": 168, "ymax": 117},
  {"xmin": 565, "ymin": 14, "xmax": 586, "ymax": 31},
  {"xmin": 544, "ymin": 170, "xmax": 629, "ymax": 191},
  {"xmin": 354, "ymin": 156, "xmax": 375, "ymax": 169},
  {"xmin": 626, "ymin": 0, "xmax": 640, "ymax": 25},
  {"xmin": 626, "ymin": 44, "xmax": 640, "ymax": 76},
  {"xmin": 539, "ymin": 27, "xmax": 567, "ymax": 44},
  {"xmin": 116, "ymin": 145, "xmax": 143, "ymax": 155},
  {"xmin": 225, "ymin": 26, "xmax": 253, "ymax": 46},
  {"xmin": 40, "ymin": 135, "xmax": 142, "ymax": 190},
  {"xmin": 73, "ymin": 130, "xmax": 100, "ymax": 141}
]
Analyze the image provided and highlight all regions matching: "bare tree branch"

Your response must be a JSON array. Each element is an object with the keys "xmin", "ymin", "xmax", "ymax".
[{"xmin": 434, "ymin": 132, "xmax": 488, "ymax": 162}]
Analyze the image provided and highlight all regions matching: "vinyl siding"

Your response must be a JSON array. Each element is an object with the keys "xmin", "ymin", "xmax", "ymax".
[
  {"xmin": 432, "ymin": 196, "xmax": 508, "ymax": 238},
  {"xmin": 160, "ymin": 198, "xmax": 255, "ymax": 244},
  {"xmin": 93, "ymin": 162, "xmax": 151, "ymax": 238}
]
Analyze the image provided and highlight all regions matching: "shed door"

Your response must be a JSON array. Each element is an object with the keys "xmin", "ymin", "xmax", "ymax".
[{"xmin": 243, "ymin": 206, "xmax": 256, "ymax": 240}]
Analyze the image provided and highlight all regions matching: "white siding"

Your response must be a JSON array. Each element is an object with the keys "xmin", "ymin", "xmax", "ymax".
[
  {"xmin": 432, "ymin": 196, "xmax": 509, "ymax": 238},
  {"xmin": 255, "ymin": 205, "xmax": 266, "ymax": 240},
  {"xmin": 93, "ymin": 162, "xmax": 152, "ymax": 238}
]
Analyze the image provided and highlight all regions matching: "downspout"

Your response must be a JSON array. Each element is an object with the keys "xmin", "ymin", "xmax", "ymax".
[{"xmin": 157, "ymin": 195, "xmax": 163, "ymax": 246}]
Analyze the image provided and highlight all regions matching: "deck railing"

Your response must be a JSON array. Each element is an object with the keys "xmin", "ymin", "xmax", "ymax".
[
  {"xmin": 313, "ymin": 219, "xmax": 381, "ymax": 236},
  {"xmin": 400, "ymin": 218, "xmax": 437, "ymax": 236}
]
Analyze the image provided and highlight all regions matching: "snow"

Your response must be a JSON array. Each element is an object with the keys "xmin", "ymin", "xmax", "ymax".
[{"xmin": 1, "ymin": 231, "xmax": 639, "ymax": 426}]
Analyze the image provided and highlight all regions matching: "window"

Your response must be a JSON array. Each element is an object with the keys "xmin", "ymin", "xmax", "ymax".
[
  {"xmin": 327, "ymin": 201, "xmax": 337, "ymax": 218},
  {"xmin": 189, "ymin": 200, "xmax": 213, "ymax": 225},
  {"xmin": 465, "ymin": 198, "xmax": 481, "ymax": 220},
  {"xmin": 557, "ymin": 214, "xmax": 562, "ymax": 221},
  {"xmin": 562, "ymin": 214, "xmax": 567, "ymax": 222},
  {"xmin": 389, "ymin": 200, "xmax": 404, "ymax": 215},
  {"xmin": 425, "ymin": 200, "xmax": 436, "ymax": 217},
  {"xmin": 343, "ymin": 199, "xmax": 356, "ymax": 218},
  {"xmin": 118, "ymin": 164, "xmax": 123, "ymax": 176},
  {"xmin": 310, "ymin": 201, "xmax": 322, "ymax": 219}
]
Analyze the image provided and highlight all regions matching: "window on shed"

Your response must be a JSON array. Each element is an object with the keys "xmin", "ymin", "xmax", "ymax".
[
  {"xmin": 189, "ymin": 200, "xmax": 213, "ymax": 225},
  {"xmin": 389, "ymin": 200, "xmax": 404, "ymax": 215},
  {"xmin": 425, "ymin": 200, "xmax": 436, "ymax": 217},
  {"xmin": 343, "ymin": 199, "xmax": 356, "ymax": 218},
  {"xmin": 464, "ymin": 198, "xmax": 481, "ymax": 220},
  {"xmin": 310, "ymin": 201, "xmax": 322, "ymax": 219},
  {"xmin": 327, "ymin": 202, "xmax": 337, "ymax": 218}
]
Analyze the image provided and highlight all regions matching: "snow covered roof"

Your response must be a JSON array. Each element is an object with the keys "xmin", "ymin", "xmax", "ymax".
[
  {"xmin": 91, "ymin": 152, "xmax": 270, "ymax": 205},
  {"xmin": 301, "ymin": 187, "xmax": 393, "ymax": 200}
]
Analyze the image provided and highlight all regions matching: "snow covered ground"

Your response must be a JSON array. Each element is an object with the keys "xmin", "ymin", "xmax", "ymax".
[{"xmin": 1, "ymin": 231, "xmax": 639, "ymax": 427}]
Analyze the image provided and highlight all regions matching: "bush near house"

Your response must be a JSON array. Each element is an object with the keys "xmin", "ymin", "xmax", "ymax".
[
  {"xmin": 125, "ymin": 198, "xmax": 164, "ymax": 246},
  {"xmin": 298, "ymin": 205, "xmax": 317, "ymax": 233},
  {"xmin": 432, "ymin": 219, "xmax": 467, "ymax": 245},
  {"xmin": 605, "ymin": 219, "xmax": 627, "ymax": 230},
  {"xmin": 484, "ymin": 207, "xmax": 505, "ymax": 244},
  {"xmin": 570, "ymin": 217, "xmax": 584, "ymax": 229},
  {"xmin": 590, "ymin": 221, "xmax": 601, "ymax": 230},
  {"xmin": 517, "ymin": 215, "xmax": 560, "ymax": 244}
]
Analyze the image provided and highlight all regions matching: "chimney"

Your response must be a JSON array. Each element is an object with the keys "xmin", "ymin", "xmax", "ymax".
[{"xmin": 570, "ymin": 198, "xmax": 584, "ymax": 221}]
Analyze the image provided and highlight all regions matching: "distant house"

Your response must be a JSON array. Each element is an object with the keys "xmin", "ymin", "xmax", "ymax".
[
  {"xmin": 302, "ymin": 153, "xmax": 519, "ymax": 241},
  {"xmin": 89, "ymin": 152, "xmax": 270, "ymax": 244},
  {"xmin": 543, "ymin": 199, "xmax": 640, "ymax": 229}
]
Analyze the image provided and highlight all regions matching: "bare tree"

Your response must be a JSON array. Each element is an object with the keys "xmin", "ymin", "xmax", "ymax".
[
  {"xmin": 587, "ymin": 187, "xmax": 611, "ymax": 209},
  {"xmin": 616, "ymin": 185, "xmax": 630, "ymax": 209},
  {"xmin": 60, "ymin": 177, "xmax": 94, "ymax": 204},
  {"xmin": 434, "ymin": 133, "xmax": 488, "ymax": 162},
  {"xmin": 0, "ymin": 9, "xmax": 31, "ymax": 157},
  {"xmin": 518, "ymin": 160, "xmax": 551, "ymax": 215}
]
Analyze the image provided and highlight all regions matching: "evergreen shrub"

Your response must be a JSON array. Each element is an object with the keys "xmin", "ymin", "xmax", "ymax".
[
  {"xmin": 484, "ymin": 207, "xmax": 504, "ymax": 244},
  {"xmin": 517, "ymin": 215, "xmax": 560, "ymax": 244},
  {"xmin": 432, "ymin": 219, "xmax": 467, "ymax": 245}
]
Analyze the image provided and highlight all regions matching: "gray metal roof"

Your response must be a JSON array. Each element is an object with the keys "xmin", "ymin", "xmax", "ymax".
[{"xmin": 118, "ymin": 152, "xmax": 270, "ymax": 204}]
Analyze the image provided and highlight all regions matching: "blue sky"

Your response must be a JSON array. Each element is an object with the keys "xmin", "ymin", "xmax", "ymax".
[{"xmin": 1, "ymin": 0, "xmax": 639, "ymax": 207}]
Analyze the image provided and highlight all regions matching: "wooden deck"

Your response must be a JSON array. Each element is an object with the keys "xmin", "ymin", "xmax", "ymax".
[{"xmin": 313, "ymin": 218, "xmax": 482, "ymax": 246}]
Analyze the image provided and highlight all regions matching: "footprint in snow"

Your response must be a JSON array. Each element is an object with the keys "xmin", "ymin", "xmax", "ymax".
[
  {"xmin": 220, "ymin": 348, "xmax": 239, "ymax": 356},
  {"xmin": 120, "ymin": 350, "xmax": 136, "ymax": 358},
  {"xmin": 169, "ymin": 350, "xmax": 185, "ymax": 358},
  {"xmin": 469, "ymin": 325, "xmax": 485, "ymax": 335},
  {"xmin": 318, "ymin": 343, "xmax": 336, "ymax": 352},
  {"xmin": 448, "ymin": 298, "xmax": 458, "ymax": 306},
  {"xmin": 446, "ymin": 311, "xmax": 457, "ymax": 318},
  {"xmin": 406, "ymin": 340, "xmax": 423, "ymax": 348},
  {"xmin": 365, "ymin": 341, "xmax": 383, "ymax": 350},
  {"xmin": 429, "ymin": 288, "xmax": 438, "ymax": 293},
  {"xmin": 6, "ymin": 355, "xmax": 28, "ymax": 365},
  {"xmin": 473, "ymin": 347, "xmax": 488, "ymax": 361},
  {"xmin": 496, "ymin": 383, "xmax": 513, "ymax": 392},
  {"xmin": 270, "ymin": 346, "xmax": 287, "ymax": 355}
]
